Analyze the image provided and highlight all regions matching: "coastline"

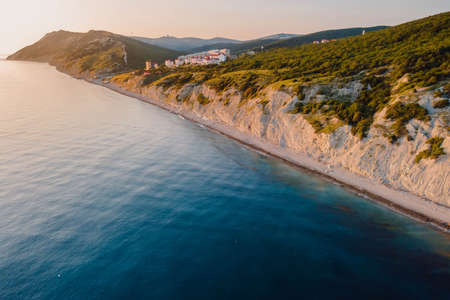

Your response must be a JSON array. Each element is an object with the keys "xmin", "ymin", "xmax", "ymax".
[{"xmin": 81, "ymin": 76, "xmax": 450, "ymax": 232}]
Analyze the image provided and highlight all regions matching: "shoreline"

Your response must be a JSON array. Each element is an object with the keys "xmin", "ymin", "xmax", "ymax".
[{"xmin": 80, "ymin": 76, "xmax": 450, "ymax": 232}]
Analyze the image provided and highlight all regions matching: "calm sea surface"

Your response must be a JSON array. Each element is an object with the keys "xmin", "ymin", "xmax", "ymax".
[{"xmin": 0, "ymin": 60, "xmax": 449, "ymax": 299}]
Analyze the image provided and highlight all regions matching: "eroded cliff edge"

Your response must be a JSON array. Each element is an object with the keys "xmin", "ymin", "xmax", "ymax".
[{"xmin": 104, "ymin": 75, "xmax": 449, "ymax": 218}]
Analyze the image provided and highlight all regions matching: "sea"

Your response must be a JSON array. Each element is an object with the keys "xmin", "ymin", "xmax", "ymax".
[{"xmin": 0, "ymin": 60, "xmax": 449, "ymax": 299}]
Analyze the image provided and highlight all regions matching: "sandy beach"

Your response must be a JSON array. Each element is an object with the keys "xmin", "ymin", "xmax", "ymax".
[{"xmin": 82, "ymin": 77, "xmax": 450, "ymax": 232}]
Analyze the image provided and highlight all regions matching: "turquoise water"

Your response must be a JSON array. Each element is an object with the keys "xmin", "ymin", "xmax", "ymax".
[{"xmin": 0, "ymin": 60, "xmax": 449, "ymax": 299}]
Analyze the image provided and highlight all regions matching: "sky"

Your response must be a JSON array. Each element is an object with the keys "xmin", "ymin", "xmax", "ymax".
[{"xmin": 0, "ymin": 0, "xmax": 449, "ymax": 54}]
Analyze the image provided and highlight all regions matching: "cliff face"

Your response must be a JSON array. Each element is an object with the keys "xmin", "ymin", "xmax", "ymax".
[{"xmin": 109, "ymin": 77, "xmax": 449, "ymax": 207}]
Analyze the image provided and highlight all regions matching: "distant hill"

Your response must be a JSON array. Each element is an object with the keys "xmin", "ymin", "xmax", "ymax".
[
  {"xmin": 132, "ymin": 36, "xmax": 241, "ymax": 51},
  {"xmin": 187, "ymin": 38, "xmax": 279, "ymax": 54},
  {"xmin": 8, "ymin": 30, "xmax": 180, "ymax": 76},
  {"xmin": 134, "ymin": 33, "xmax": 299, "ymax": 54},
  {"xmin": 184, "ymin": 27, "xmax": 387, "ymax": 54},
  {"xmin": 265, "ymin": 26, "xmax": 389, "ymax": 49},
  {"xmin": 7, "ymin": 26, "xmax": 391, "ymax": 77}
]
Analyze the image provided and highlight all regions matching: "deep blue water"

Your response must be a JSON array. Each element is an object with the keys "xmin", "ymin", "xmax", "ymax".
[{"xmin": 0, "ymin": 60, "xmax": 449, "ymax": 300}]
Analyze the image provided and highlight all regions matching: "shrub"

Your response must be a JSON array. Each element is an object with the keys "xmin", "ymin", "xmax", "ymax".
[
  {"xmin": 294, "ymin": 85, "xmax": 306, "ymax": 100},
  {"xmin": 385, "ymin": 102, "xmax": 429, "ymax": 121},
  {"xmin": 385, "ymin": 102, "xmax": 429, "ymax": 142},
  {"xmin": 415, "ymin": 137, "xmax": 446, "ymax": 163},
  {"xmin": 289, "ymin": 101, "xmax": 304, "ymax": 114},
  {"xmin": 308, "ymin": 118, "xmax": 323, "ymax": 132},
  {"xmin": 258, "ymin": 99, "xmax": 270, "ymax": 111},
  {"xmin": 197, "ymin": 93, "xmax": 211, "ymax": 105},
  {"xmin": 350, "ymin": 118, "xmax": 373, "ymax": 139}
]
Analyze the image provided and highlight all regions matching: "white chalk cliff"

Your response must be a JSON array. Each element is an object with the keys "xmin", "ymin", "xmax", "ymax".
[{"xmin": 108, "ymin": 77, "xmax": 449, "ymax": 214}]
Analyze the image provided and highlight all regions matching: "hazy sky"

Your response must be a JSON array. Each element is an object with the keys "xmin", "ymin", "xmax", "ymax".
[{"xmin": 0, "ymin": 0, "xmax": 449, "ymax": 54}]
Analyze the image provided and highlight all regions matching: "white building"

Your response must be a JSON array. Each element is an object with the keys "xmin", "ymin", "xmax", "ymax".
[
  {"xmin": 172, "ymin": 49, "xmax": 231, "ymax": 67},
  {"xmin": 219, "ymin": 49, "xmax": 231, "ymax": 56},
  {"xmin": 145, "ymin": 60, "xmax": 152, "ymax": 70},
  {"xmin": 217, "ymin": 53, "xmax": 227, "ymax": 63},
  {"xmin": 165, "ymin": 60, "xmax": 175, "ymax": 68},
  {"xmin": 175, "ymin": 58, "xmax": 184, "ymax": 66}
]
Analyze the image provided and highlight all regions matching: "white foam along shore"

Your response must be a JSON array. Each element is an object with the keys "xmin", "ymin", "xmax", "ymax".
[{"xmin": 85, "ymin": 77, "xmax": 450, "ymax": 231}]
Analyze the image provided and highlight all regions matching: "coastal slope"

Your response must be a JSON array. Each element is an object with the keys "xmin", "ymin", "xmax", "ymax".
[{"xmin": 7, "ymin": 30, "xmax": 180, "ymax": 77}]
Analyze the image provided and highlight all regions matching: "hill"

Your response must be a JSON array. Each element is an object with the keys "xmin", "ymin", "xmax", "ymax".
[
  {"xmin": 133, "ymin": 34, "xmax": 299, "ymax": 53},
  {"xmin": 128, "ymin": 12, "xmax": 449, "ymax": 139},
  {"xmin": 132, "ymin": 36, "xmax": 241, "ymax": 51},
  {"xmin": 265, "ymin": 26, "xmax": 389, "ymax": 49},
  {"xmin": 7, "ymin": 30, "xmax": 180, "ymax": 77}
]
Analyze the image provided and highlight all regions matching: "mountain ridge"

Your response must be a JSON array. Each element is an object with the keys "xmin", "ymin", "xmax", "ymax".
[
  {"xmin": 131, "ymin": 33, "xmax": 300, "ymax": 52},
  {"xmin": 185, "ymin": 26, "xmax": 388, "ymax": 54},
  {"xmin": 7, "ymin": 30, "xmax": 180, "ymax": 77},
  {"xmin": 265, "ymin": 26, "xmax": 389, "ymax": 49},
  {"xmin": 131, "ymin": 36, "xmax": 241, "ymax": 51}
]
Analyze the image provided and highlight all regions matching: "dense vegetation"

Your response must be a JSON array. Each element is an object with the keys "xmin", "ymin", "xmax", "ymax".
[
  {"xmin": 136, "ymin": 12, "xmax": 449, "ymax": 140},
  {"xmin": 265, "ymin": 26, "xmax": 388, "ymax": 50},
  {"xmin": 415, "ymin": 137, "xmax": 446, "ymax": 163},
  {"xmin": 214, "ymin": 12, "xmax": 449, "ymax": 89},
  {"xmin": 188, "ymin": 26, "xmax": 387, "ymax": 54}
]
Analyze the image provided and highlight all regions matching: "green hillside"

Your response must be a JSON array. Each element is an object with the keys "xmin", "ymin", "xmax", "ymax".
[
  {"xmin": 129, "ymin": 12, "xmax": 449, "ymax": 139},
  {"xmin": 8, "ymin": 30, "xmax": 180, "ymax": 75},
  {"xmin": 265, "ymin": 26, "xmax": 388, "ymax": 49},
  {"xmin": 187, "ymin": 26, "xmax": 387, "ymax": 54}
]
